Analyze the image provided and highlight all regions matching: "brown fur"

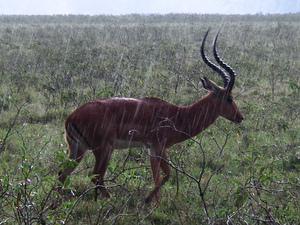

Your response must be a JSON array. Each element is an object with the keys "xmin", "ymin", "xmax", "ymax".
[{"xmin": 58, "ymin": 80, "xmax": 243, "ymax": 203}]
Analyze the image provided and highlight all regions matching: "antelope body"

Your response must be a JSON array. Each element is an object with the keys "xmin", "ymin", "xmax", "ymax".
[{"xmin": 58, "ymin": 29, "xmax": 244, "ymax": 203}]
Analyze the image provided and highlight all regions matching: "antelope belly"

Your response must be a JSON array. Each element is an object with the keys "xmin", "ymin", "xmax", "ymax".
[{"xmin": 114, "ymin": 139, "xmax": 145, "ymax": 149}]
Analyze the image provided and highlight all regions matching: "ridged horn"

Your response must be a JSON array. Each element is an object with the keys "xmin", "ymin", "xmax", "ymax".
[
  {"xmin": 201, "ymin": 28, "xmax": 230, "ymax": 89},
  {"xmin": 213, "ymin": 29, "xmax": 236, "ymax": 92}
]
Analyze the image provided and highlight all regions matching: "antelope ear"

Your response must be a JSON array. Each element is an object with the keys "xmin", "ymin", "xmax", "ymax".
[{"xmin": 201, "ymin": 77, "xmax": 220, "ymax": 93}]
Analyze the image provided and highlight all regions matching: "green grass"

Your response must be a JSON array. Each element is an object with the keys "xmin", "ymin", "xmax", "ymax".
[{"xmin": 0, "ymin": 14, "xmax": 299, "ymax": 224}]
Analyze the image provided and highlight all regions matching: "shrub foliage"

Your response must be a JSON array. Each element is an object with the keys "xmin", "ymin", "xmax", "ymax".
[{"xmin": 0, "ymin": 14, "xmax": 299, "ymax": 224}]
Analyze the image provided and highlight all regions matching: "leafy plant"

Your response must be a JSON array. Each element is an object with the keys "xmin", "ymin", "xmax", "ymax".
[{"xmin": 0, "ymin": 13, "xmax": 299, "ymax": 224}]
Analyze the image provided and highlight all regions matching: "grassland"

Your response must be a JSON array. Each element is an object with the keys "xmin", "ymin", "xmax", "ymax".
[{"xmin": 0, "ymin": 14, "xmax": 299, "ymax": 224}]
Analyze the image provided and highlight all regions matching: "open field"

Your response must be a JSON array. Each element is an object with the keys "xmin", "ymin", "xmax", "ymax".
[{"xmin": 0, "ymin": 14, "xmax": 299, "ymax": 224}]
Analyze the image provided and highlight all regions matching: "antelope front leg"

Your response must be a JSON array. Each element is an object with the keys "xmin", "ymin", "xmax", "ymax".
[
  {"xmin": 145, "ymin": 150, "xmax": 170, "ymax": 203},
  {"xmin": 145, "ymin": 156, "xmax": 160, "ymax": 203}
]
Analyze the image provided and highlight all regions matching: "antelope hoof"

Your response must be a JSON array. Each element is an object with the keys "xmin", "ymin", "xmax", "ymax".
[
  {"xmin": 144, "ymin": 196, "xmax": 152, "ymax": 204},
  {"xmin": 144, "ymin": 191, "xmax": 159, "ymax": 204}
]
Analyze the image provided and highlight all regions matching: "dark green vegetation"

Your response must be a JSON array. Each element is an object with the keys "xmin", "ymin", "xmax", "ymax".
[{"xmin": 0, "ymin": 14, "xmax": 299, "ymax": 224}]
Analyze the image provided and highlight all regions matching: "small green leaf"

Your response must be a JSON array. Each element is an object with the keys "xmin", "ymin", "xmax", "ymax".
[
  {"xmin": 64, "ymin": 176, "xmax": 70, "ymax": 187},
  {"xmin": 232, "ymin": 179, "xmax": 243, "ymax": 185},
  {"xmin": 20, "ymin": 146, "xmax": 26, "ymax": 154},
  {"xmin": 217, "ymin": 209, "xmax": 226, "ymax": 216},
  {"xmin": 42, "ymin": 176, "xmax": 53, "ymax": 183}
]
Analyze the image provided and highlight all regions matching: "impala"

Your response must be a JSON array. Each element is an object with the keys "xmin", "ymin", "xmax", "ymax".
[{"xmin": 58, "ymin": 29, "xmax": 244, "ymax": 203}]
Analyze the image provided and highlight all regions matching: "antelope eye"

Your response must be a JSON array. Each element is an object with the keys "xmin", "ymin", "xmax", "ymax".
[{"xmin": 227, "ymin": 97, "xmax": 233, "ymax": 103}]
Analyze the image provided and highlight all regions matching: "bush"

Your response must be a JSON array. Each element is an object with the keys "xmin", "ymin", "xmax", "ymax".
[{"xmin": 0, "ymin": 14, "xmax": 299, "ymax": 224}]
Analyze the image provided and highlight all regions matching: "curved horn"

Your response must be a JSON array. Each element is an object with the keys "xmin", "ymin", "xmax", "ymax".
[
  {"xmin": 201, "ymin": 28, "xmax": 230, "ymax": 88},
  {"xmin": 213, "ymin": 30, "xmax": 236, "ymax": 92}
]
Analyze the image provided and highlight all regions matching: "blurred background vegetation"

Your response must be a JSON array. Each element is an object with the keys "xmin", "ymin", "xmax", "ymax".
[{"xmin": 0, "ymin": 14, "xmax": 299, "ymax": 224}]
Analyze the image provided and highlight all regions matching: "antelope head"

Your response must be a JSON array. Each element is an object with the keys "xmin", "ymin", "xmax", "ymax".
[{"xmin": 200, "ymin": 29, "xmax": 244, "ymax": 124}]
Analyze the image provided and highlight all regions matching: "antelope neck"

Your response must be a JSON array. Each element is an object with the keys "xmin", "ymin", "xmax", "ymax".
[{"xmin": 179, "ymin": 93, "xmax": 221, "ymax": 137}]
